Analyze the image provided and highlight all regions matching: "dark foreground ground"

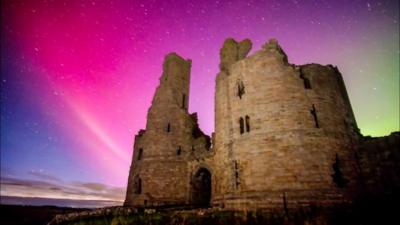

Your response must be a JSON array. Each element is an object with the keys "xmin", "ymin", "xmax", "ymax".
[
  {"xmin": 2, "ymin": 192, "xmax": 399, "ymax": 225},
  {"xmin": 0, "ymin": 204, "xmax": 87, "ymax": 225}
]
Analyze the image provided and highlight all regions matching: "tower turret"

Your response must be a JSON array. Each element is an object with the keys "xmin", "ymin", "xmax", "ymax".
[
  {"xmin": 212, "ymin": 38, "xmax": 359, "ymax": 210},
  {"xmin": 124, "ymin": 53, "xmax": 210, "ymax": 207}
]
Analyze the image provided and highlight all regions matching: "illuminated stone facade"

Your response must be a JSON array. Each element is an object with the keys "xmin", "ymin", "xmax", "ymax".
[{"xmin": 124, "ymin": 38, "xmax": 400, "ymax": 211}]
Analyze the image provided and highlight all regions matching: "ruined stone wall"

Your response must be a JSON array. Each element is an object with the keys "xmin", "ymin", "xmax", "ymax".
[
  {"xmin": 125, "ymin": 37, "xmax": 398, "ymax": 213},
  {"xmin": 358, "ymin": 132, "xmax": 400, "ymax": 194},
  {"xmin": 213, "ymin": 39, "xmax": 359, "ymax": 210},
  {"xmin": 124, "ymin": 53, "xmax": 211, "ymax": 208}
]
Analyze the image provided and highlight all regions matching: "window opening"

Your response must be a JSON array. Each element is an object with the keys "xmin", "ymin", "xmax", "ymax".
[
  {"xmin": 137, "ymin": 148, "xmax": 143, "ymax": 160},
  {"xmin": 245, "ymin": 115, "xmax": 250, "ymax": 132},
  {"xmin": 133, "ymin": 175, "xmax": 142, "ymax": 194},
  {"xmin": 239, "ymin": 117, "xmax": 245, "ymax": 134},
  {"xmin": 237, "ymin": 81, "xmax": 245, "ymax": 99},
  {"xmin": 310, "ymin": 104, "xmax": 319, "ymax": 128}
]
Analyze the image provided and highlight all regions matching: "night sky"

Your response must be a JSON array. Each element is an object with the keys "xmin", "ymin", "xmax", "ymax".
[{"xmin": 1, "ymin": 0, "xmax": 399, "ymax": 204}]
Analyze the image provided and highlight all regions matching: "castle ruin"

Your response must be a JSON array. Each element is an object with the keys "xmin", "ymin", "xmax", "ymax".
[{"xmin": 124, "ymin": 38, "xmax": 400, "ymax": 211}]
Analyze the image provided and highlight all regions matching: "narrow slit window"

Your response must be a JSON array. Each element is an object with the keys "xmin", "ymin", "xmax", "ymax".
[
  {"xmin": 283, "ymin": 192, "xmax": 289, "ymax": 215},
  {"xmin": 177, "ymin": 146, "xmax": 182, "ymax": 155},
  {"xmin": 133, "ymin": 175, "xmax": 142, "ymax": 194},
  {"xmin": 332, "ymin": 153, "xmax": 348, "ymax": 188},
  {"xmin": 182, "ymin": 94, "xmax": 186, "ymax": 109},
  {"xmin": 300, "ymin": 71, "xmax": 312, "ymax": 89},
  {"xmin": 137, "ymin": 148, "xmax": 143, "ymax": 160},
  {"xmin": 239, "ymin": 117, "xmax": 245, "ymax": 134},
  {"xmin": 245, "ymin": 115, "xmax": 250, "ymax": 132},
  {"xmin": 234, "ymin": 160, "xmax": 240, "ymax": 188},
  {"xmin": 237, "ymin": 81, "xmax": 245, "ymax": 99},
  {"xmin": 310, "ymin": 104, "xmax": 319, "ymax": 128},
  {"xmin": 167, "ymin": 123, "xmax": 171, "ymax": 132}
]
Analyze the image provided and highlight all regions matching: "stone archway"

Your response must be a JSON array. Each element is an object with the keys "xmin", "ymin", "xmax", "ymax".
[{"xmin": 191, "ymin": 167, "xmax": 212, "ymax": 206}]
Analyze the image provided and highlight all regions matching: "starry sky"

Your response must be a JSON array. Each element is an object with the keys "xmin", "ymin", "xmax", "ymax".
[{"xmin": 1, "ymin": 0, "xmax": 399, "ymax": 204}]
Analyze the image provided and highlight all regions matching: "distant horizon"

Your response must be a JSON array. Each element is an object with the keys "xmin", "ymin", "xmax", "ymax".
[
  {"xmin": 0, "ymin": 175, "xmax": 125, "ymax": 205},
  {"xmin": 0, "ymin": 195, "xmax": 122, "ymax": 208}
]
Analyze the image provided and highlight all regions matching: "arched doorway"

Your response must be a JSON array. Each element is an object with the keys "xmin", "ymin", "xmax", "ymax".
[{"xmin": 191, "ymin": 168, "xmax": 211, "ymax": 207}]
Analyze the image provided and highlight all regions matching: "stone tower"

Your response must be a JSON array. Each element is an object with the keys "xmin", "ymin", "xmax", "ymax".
[
  {"xmin": 124, "ymin": 53, "xmax": 211, "ymax": 207},
  {"xmin": 125, "ymin": 37, "xmax": 399, "ymax": 212},
  {"xmin": 212, "ymin": 38, "xmax": 360, "ymax": 210}
]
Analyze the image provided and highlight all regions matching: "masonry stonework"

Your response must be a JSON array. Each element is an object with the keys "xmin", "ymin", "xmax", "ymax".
[
  {"xmin": 124, "ymin": 53, "xmax": 211, "ymax": 208},
  {"xmin": 124, "ymin": 38, "xmax": 400, "ymax": 211}
]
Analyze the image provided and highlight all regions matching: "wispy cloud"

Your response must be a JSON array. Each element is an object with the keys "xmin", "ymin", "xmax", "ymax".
[
  {"xmin": 28, "ymin": 169, "xmax": 62, "ymax": 182},
  {"xmin": 0, "ymin": 176, "xmax": 125, "ymax": 203},
  {"xmin": 73, "ymin": 182, "xmax": 107, "ymax": 191}
]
